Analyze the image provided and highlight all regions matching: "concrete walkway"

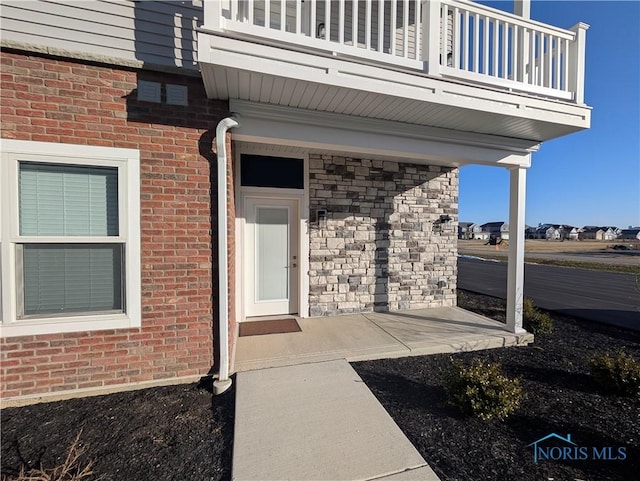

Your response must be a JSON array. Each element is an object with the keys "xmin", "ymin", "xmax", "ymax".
[
  {"xmin": 232, "ymin": 307, "xmax": 532, "ymax": 480},
  {"xmin": 232, "ymin": 360, "xmax": 441, "ymax": 481}
]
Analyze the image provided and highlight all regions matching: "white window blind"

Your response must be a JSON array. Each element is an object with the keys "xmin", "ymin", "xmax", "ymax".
[
  {"xmin": 21, "ymin": 244, "xmax": 123, "ymax": 316},
  {"xmin": 19, "ymin": 163, "xmax": 119, "ymax": 236},
  {"xmin": 17, "ymin": 162, "xmax": 123, "ymax": 318}
]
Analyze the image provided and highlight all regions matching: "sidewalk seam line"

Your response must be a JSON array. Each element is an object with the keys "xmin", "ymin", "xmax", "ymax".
[{"xmin": 361, "ymin": 313, "xmax": 414, "ymax": 352}]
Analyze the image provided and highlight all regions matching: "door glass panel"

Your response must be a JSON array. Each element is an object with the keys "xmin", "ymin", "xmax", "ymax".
[{"xmin": 256, "ymin": 207, "xmax": 289, "ymax": 301}]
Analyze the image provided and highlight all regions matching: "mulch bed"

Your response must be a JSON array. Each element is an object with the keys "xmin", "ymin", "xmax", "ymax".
[
  {"xmin": 352, "ymin": 290, "xmax": 640, "ymax": 481},
  {"xmin": 1, "ymin": 378, "xmax": 235, "ymax": 481}
]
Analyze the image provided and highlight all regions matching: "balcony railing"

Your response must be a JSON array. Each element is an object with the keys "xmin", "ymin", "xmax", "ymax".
[{"xmin": 204, "ymin": 1, "xmax": 588, "ymax": 103}]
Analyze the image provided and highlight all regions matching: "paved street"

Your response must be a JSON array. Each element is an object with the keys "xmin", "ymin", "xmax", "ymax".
[{"xmin": 458, "ymin": 257, "xmax": 640, "ymax": 331}]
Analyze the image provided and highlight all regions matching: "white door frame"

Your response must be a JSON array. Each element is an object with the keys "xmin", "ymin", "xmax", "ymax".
[{"xmin": 235, "ymin": 151, "xmax": 309, "ymax": 322}]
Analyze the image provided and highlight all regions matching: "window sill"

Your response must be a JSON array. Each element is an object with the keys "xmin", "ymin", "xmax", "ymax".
[{"xmin": 0, "ymin": 313, "xmax": 141, "ymax": 338}]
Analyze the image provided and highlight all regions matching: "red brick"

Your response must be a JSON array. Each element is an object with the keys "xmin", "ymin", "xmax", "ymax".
[{"xmin": 0, "ymin": 52, "xmax": 225, "ymax": 400}]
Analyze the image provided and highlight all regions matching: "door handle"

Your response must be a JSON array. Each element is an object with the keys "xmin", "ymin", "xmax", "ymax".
[{"xmin": 285, "ymin": 264, "xmax": 297, "ymax": 268}]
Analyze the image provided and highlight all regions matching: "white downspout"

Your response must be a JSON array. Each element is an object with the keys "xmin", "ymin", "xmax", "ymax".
[{"xmin": 213, "ymin": 116, "xmax": 238, "ymax": 395}]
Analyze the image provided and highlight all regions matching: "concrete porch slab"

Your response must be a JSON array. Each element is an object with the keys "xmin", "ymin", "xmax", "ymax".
[
  {"xmin": 232, "ymin": 360, "xmax": 436, "ymax": 481},
  {"xmin": 235, "ymin": 313, "xmax": 404, "ymax": 371},
  {"xmin": 234, "ymin": 306, "xmax": 533, "ymax": 372}
]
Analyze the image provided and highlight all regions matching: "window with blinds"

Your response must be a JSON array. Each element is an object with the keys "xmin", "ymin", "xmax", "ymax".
[
  {"xmin": 1, "ymin": 140, "xmax": 140, "ymax": 337},
  {"xmin": 16, "ymin": 162, "xmax": 124, "ymax": 318}
]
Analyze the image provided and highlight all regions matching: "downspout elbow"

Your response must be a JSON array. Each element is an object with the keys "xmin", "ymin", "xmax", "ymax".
[{"xmin": 213, "ymin": 116, "xmax": 238, "ymax": 396}]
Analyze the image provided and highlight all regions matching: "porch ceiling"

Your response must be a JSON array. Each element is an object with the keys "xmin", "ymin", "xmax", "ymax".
[{"xmin": 199, "ymin": 35, "xmax": 591, "ymax": 143}]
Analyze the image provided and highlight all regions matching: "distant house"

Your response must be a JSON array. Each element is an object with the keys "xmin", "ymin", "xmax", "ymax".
[
  {"xmin": 579, "ymin": 226, "xmax": 604, "ymax": 240},
  {"xmin": 579, "ymin": 226, "xmax": 618, "ymax": 241},
  {"xmin": 458, "ymin": 222, "xmax": 476, "ymax": 240},
  {"xmin": 531, "ymin": 224, "xmax": 576, "ymax": 240},
  {"xmin": 602, "ymin": 226, "xmax": 622, "ymax": 238},
  {"xmin": 472, "ymin": 225, "xmax": 490, "ymax": 241},
  {"xmin": 481, "ymin": 222, "xmax": 509, "ymax": 240},
  {"xmin": 602, "ymin": 228, "xmax": 618, "ymax": 241},
  {"xmin": 525, "ymin": 226, "xmax": 541, "ymax": 239},
  {"xmin": 620, "ymin": 228, "xmax": 640, "ymax": 240},
  {"xmin": 530, "ymin": 224, "xmax": 559, "ymax": 240},
  {"xmin": 546, "ymin": 226, "xmax": 562, "ymax": 240},
  {"xmin": 566, "ymin": 226, "xmax": 579, "ymax": 240}
]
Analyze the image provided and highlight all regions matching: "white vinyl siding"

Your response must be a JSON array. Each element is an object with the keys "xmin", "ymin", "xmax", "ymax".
[
  {"xmin": 0, "ymin": 140, "xmax": 141, "ymax": 337},
  {"xmin": 0, "ymin": 0, "xmax": 202, "ymax": 70}
]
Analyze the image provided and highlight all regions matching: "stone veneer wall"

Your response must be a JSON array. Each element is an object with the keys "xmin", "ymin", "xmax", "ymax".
[{"xmin": 308, "ymin": 154, "xmax": 458, "ymax": 317}]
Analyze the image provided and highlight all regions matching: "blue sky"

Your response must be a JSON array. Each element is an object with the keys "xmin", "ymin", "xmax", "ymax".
[{"xmin": 459, "ymin": 1, "xmax": 640, "ymax": 229}]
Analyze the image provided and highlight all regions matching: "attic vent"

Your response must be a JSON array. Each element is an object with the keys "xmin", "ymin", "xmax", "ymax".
[
  {"xmin": 137, "ymin": 80, "xmax": 161, "ymax": 103},
  {"xmin": 166, "ymin": 84, "xmax": 188, "ymax": 106}
]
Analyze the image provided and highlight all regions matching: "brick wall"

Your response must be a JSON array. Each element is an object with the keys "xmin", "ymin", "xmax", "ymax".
[
  {"xmin": 308, "ymin": 154, "xmax": 458, "ymax": 316},
  {"xmin": 0, "ymin": 50, "xmax": 229, "ymax": 401}
]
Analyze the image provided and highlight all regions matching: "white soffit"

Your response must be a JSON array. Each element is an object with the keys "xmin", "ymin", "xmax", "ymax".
[{"xmin": 230, "ymin": 100, "xmax": 535, "ymax": 168}]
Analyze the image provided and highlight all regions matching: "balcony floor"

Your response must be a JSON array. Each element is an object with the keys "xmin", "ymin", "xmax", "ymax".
[{"xmin": 234, "ymin": 306, "xmax": 533, "ymax": 372}]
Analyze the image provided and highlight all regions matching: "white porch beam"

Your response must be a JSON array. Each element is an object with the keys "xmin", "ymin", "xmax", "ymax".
[
  {"xmin": 229, "ymin": 100, "xmax": 537, "ymax": 168},
  {"xmin": 506, "ymin": 164, "xmax": 528, "ymax": 334}
]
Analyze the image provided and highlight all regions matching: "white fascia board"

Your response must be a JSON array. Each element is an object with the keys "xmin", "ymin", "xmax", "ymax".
[
  {"xmin": 230, "ymin": 100, "xmax": 534, "ymax": 167},
  {"xmin": 206, "ymin": 35, "xmax": 591, "ymax": 129}
]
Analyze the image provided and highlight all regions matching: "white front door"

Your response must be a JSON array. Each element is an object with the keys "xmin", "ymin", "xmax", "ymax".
[{"xmin": 244, "ymin": 197, "xmax": 299, "ymax": 317}]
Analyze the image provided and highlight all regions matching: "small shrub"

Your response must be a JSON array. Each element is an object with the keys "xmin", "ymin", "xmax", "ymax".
[
  {"xmin": 590, "ymin": 350, "xmax": 640, "ymax": 397},
  {"xmin": 444, "ymin": 358, "xmax": 523, "ymax": 420},
  {"xmin": 523, "ymin": 298, "xmax": 554, "ymax": 334},
  {"xmin": 10, "ymin": 431, "xmax": 97, "ymax": 481}
]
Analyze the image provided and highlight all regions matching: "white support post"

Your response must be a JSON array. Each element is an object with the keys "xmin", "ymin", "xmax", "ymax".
[
  {"xmin": 506, "ymin": 165, "xmax": 527, "ymax": 334},
  {"xmin": 514, "ymin": 0, "xmax": 530, "ymax": 19},
  {"xmin": 204, "ymin": 0, "xmax": 222, "ymax": 30},
  {"xmin": 568, "ymin": 22, "xmax": 590, "ymax": 104},
  {"xmin": 423, "ymin": 0, "xmax": 441, "ymax": 75}
]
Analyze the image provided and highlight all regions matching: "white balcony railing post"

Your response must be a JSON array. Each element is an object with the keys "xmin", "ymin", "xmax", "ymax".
[
  {"xmin": 203, "ymin": 0, "xmax": 223, "ymax": 30},
  {"xmin": 423, "ymin": 0, "xmax": 442, "ymax": 75},
  {"xmin": 568, "ymin": 22, "xmax": 589, "ymax": 104}
]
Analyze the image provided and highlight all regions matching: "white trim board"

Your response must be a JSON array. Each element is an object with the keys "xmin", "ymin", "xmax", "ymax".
[
  {"xmin": 234, "ymin": 150, "xmax": 310, "ymax": 322},
  {"xmin": 0, "ymin": 140, "xmax": 141, "ymax": 338}
]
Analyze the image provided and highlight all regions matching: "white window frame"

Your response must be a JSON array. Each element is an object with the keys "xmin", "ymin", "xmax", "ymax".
[{"xmin": 0, "ymin": 140, "xmax": 141, "ymax": 337}]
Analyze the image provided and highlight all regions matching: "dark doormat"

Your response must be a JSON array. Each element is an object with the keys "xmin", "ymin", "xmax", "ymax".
[{"xmin": 239, "ymin": 318, "xmax": 302, "ymax": 337}]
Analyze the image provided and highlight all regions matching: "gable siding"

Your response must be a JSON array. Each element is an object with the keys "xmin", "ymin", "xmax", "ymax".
[{"xmin": 0, "ymin": 0, "xmax": 202, "ymax": 70}]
